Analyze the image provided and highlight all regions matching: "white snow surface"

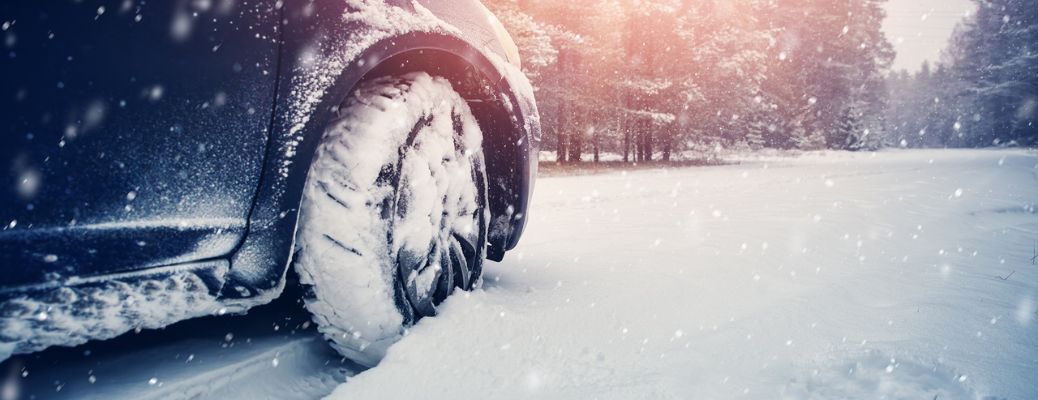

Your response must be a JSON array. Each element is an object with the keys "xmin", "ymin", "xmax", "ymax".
[{"xmin": 328, "ymin": 149, "xmax": 1038, "ymax": 399}]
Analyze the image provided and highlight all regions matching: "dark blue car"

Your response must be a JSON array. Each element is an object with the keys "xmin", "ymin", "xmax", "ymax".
[{"xmin": 0, "ymin": 0, "xmax": 539, "ymax": 366}]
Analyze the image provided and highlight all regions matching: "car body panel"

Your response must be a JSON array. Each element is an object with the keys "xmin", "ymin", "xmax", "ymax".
[{"xmin": 0, "ymin": 1, "xmax": 280, "ymax": 288}]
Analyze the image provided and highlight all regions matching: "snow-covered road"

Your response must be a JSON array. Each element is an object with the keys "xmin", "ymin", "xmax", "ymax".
[
  {"xmin": 5, "ymin": 149, "xmax": 1037, "ymax": 399},
  {"xmin": 336, "ymin": 149, "xmax": 1038, "ymax": 399}
]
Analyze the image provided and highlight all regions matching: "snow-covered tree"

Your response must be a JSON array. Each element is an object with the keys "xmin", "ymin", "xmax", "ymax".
[
  {"xmin": 760, "ymin": 0, "xmax": 894, "ymax": 149},
  {"xmin": 884, "ymin": 0, "xmax": 1038, "ymax": 148},
  {"xmin": 487, "ymin": 0, "xmax": 900, "ymax": 159},
  {"xmin": 951, "ymin": 0, "xmax": 1038, "ymax": 146}
]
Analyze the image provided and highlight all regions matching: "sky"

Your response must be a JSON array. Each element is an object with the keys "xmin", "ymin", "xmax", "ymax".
[{"xmin": 882, "ymin": 0, "xmax": 977, "ymax": 72}]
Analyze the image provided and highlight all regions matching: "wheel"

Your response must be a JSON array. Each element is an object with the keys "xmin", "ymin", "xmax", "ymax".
[{"xmin": 293, "ymin": 72, "xmax": 489, "ymax": 366}]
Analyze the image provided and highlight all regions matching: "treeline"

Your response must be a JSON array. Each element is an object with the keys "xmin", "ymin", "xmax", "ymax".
[
  {"xmin": 486, "ymin": 0, "xmax": 894, "ymax": 162},
  {"xmin": 886, "ymin": 0, "xmax": 1037, "ymax": 148}
]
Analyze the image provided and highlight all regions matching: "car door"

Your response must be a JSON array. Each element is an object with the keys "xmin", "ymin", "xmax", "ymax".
[{"xmin": 0, "ymin": 0, "xmax": 280, "ymax": 288}]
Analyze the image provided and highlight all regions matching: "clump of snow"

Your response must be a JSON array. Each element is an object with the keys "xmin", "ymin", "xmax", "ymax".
[
  {"xmin": 782, "ymin": 351, "xmax": 977, "ymax": 399},
  {"xmin": 0, "ymin": 262, "xmax": 224, "ymax": 361}
]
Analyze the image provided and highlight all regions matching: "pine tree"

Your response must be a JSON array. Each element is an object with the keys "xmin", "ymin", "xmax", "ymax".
[
  {"xmin": 836, "ymin": 101, "xmax": 867, "ymax": 150},
  {"xmin": 951, "ymin": 0, "xmax": 1038, "ymax": 146},
  {"xmin": 885, "ymin": 0, "xmax": 1038, "ymax": 148},
  {"xmin": 762, "ymin": 0, "xmax": 893, "ymax": 149}
]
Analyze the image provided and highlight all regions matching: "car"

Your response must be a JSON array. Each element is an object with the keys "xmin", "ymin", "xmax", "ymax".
[{"xmin": 0, "ymin": 0, "xmax": 539, "ymax": 366}]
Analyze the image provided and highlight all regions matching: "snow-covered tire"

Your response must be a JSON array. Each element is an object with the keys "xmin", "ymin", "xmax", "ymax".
[{"xmin": 293, "ymin": 72, "xmax": 489, "ymax": 366}]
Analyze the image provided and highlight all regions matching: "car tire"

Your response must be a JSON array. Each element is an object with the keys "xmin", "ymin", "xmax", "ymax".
[{"xmin": 293, "ymin": 72, "xmax": 488, "ymax": 366}]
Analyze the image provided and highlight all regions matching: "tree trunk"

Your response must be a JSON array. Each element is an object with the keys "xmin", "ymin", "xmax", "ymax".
[
  {"xmin": 633, "ymin": 122, "xmax": 641, "ymax": 162},
  {"xmin": 637, "ymin": 132, "xmax": 643, "ymax": 162},
  {"xmin": 662, "ymin": 129, "xmax": 672, "ymax": 162},
  {"xmin": 636, "ymin": 121, "xmax": 649, "ymax": 162},
  {"xmin": 635, "ymin": 130, "xmax": 643, "ymax": 162},
  {"xmin": 593, "ymin": 129, "xmax": 600, "ymax": 163},
  {"xmin": 556, "ymin": 100, "xmax": 568, "ymax": 163},
  {"xmin": 555, "ymin": 48, "xmax": 568, "ymax": 163},
  {"xmin": 623, "ymin": 127, "xmax": 631, "ymax": 163},
  {"xmin": 570, "ymin": 130, "xmax": 582, "ymax": 163},
  {"xmin": 645, "ymin": 124, "xmax": 653, "ymax": 162},
  {"xmin": 621, "ymin": 93, "xmax": 631, "ymax": 163}
]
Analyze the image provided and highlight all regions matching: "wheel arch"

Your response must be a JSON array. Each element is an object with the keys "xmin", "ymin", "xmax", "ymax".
[
  {"xmin": 358, "ymin": 42, "xmax": 536, "ymax": 261},
  {"xmin": 220, "ymin": 32, "xmax": 537, "ymax": 304}
]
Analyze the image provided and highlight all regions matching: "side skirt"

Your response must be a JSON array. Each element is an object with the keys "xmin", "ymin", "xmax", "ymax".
[{"xmin": 0, "ymin": 260, "xmax": 228, "ymax": 361}]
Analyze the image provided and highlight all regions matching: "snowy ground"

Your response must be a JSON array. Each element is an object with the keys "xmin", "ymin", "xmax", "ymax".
[{"xmin": 4, "ymin": 149, "xmax": 1037, "ymax": 399}]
